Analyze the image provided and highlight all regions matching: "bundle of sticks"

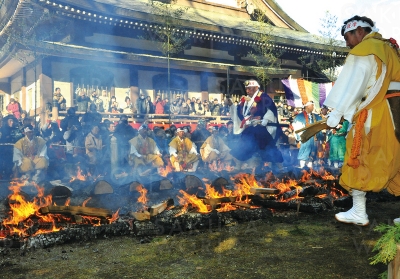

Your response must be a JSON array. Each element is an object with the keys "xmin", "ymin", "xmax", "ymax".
[{"xmin": 294, "ymin": 119, "xmax": 330, "ymax": 143}]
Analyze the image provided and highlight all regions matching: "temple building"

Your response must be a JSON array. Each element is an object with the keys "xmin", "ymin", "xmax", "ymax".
[{"xmin": 0, "ymin": 0, "xmax": 346, "ymax": 122}]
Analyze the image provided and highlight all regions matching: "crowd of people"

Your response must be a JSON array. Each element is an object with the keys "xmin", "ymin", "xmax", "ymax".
[{"xmin": 0, "ymin": 82, "xmax": 349, "ymax": 185}]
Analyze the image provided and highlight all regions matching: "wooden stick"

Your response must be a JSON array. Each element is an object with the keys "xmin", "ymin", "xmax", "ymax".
[{"xmin": 39, "ymin": 205, "xmax": 112, "ymax": 218}]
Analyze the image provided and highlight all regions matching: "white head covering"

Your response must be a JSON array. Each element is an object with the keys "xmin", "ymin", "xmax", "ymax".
[
  {"xmin": 244, "ymin": 80, "xmax": 260, "ymax": 88},
  {"xmin": 302, "ymin": 101, "xmax": 314, "ymax": 108},
  {"xmin": 343, "ymin": 20, "xmax": 379, "ymax": 35}
]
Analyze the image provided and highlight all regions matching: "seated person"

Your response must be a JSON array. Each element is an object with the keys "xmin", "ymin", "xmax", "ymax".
[
  {"xmin": 169, "ymin": 127, "xmax": 199, "ymax": 172},
  {"xmin": 13, "ymin": 125, "xmax": 48, "ymax": 182},
  {"xmin": 85, "ymin": 125, "xmax": 104, "ymax": 171},
  {"xmin": 129, "ymin": 124, "xmax": 164, "ymax": 174},
  {"xmin": 200, "ymin": 126, "xmax": 234, "ymax": 168}
]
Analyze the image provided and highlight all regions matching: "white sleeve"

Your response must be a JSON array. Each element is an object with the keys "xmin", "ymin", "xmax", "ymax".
[
  {"xmin": 130, "ymin": 144, "xmax": 141, "ymax": 157},
  {"xmin": 230, "ymin": 104, "xmax": 244, "ymax": 135},
  {"xmin": 189, "ymin": 144, "xmax": 198, "ymax": 155},
  {"xmin": 39, "ymin": 144, "xmax": 48, "ymax": 159},
  {"xmin": 169, "ymin": 146, "xmax": 178, "ymax": 157},
  {"xmin": 13, "ymin": 147, "xmax": 23, "ymax": 166},
  {"xmin": 324, "ymin": 55, "xmax": 377, "ymax": 122},
  {"xmin": 154, "ymin": 145, "xmax": 161, "ymax": 155}
]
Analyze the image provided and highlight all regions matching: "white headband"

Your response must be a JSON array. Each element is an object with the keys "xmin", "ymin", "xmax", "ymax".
[
  {"xmin": 343, "ymin": 20, "xmax": 379, "ymax": 35},
  {"xmin": 303, "ymin": 101, "xmax": 314, "ymax": 107}
]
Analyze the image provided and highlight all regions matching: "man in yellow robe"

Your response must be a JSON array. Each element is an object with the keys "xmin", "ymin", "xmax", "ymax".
[
  {"xmin": 324, "ymin": 15, "xmax": 400, "ymax": 226},
  {"xmin": 13, "ymin": 125, "xmax": 48, "ymax": 182},
  {"xmin": 169, "ymin": 127, "xmax": 199, "ymax": 172},
  {"xmin": 200, "ymin": 126, "xmax": 233, "ymax": 168},
  {"xmin": 129, "ymin": 124, "xmax": 164, "ymax": 174}
]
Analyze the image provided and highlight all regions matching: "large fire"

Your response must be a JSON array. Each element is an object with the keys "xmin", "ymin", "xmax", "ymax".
[
  {"xmin": 0, "ymin": 168, "xmax": 345, "ymax": 240},
  {"xmin": 0, "ymin": 180, "xmax": 119, "ymax": 238},
  {"xmin": 176, "ymin": 169, "xmax": 343, "ymax": 214}
]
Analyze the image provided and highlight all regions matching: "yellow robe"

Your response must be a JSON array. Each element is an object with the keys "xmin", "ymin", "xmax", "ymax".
[
  {"xmin": 14, "ymin": 137, "xmax": 48, "ymax": 173},
  {"xmin": 128, "ymin": 135, "xmax": 164, "ymax": 167},
  {"xmin": 340, "ymin": 33, "xmax": 400, "ymax": 195},
  {"xmin": 169, "ymin": 137, "xmax": 198, "ymax": 167},
  {"xmin": 200, "ymin": 135, "xmax": 232, "ymax": 163}
]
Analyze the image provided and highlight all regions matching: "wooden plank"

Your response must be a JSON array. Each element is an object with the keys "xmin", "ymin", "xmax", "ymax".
[
  {"xmin": 232, "ymin": 202, "xmax": 251, "ymax": 208},
  {"xmin": 149, "ymin": 199, "xmax": 174, "ymax": 217},
  {"xmin": 388, "ymin": 244, "xmax": 400, "ymax": 279},
  {"xmin": 93, "ymin": 180, "xmax": 114, "ymax": 195},
  {"xmin": 39, "ymin": 205, "xmax": 112, "ymax": 218},
  {"xmin": 250, "ymin": 188, "xmax": 280, "ymax": 195},
  {"xmin": 129, "ymin": 211, "xmax": 151, "ymax": 221}
]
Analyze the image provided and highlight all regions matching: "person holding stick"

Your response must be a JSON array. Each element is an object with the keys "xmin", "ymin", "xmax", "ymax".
[{"xmin": 323, "ymin": 15, "xmax": 400, "ymax": 226}]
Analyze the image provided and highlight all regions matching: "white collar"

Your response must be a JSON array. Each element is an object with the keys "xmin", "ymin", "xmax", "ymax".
[{"xmin": 243, "ymin": 90, "xmax": 259, "ymax": 116}]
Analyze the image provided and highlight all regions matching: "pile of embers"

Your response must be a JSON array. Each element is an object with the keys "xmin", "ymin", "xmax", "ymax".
[{"xmin": 0, "ymin": 167, "xmax": 351, "ymax": 249}]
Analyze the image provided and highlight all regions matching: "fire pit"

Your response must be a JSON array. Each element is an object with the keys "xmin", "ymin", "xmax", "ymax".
[{"xmin": 0, "ymin": 168, "xmax": 349, "ymax": 249}]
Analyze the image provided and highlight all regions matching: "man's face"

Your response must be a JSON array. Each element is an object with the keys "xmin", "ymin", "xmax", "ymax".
[
  {"xmin": 108, "ymin": 124, "xmax": 115, "ymax": 133},
  {"xmin": 246, "ymin": 86, "xmax": 258, "ymax": 97},
  {"xmin": 92, "ymin": 126, "xmax": 99, "ymax": 135},
  {"xmin": 344, "ymin": 28, "xmax": 363, "ymax": 49},
  {"xmin": 177, "ymin": 131, "xmax": 185, "ymax": 139},
  {"xmin": 305, "ymin": 104, "xmax": 314, "ymax": 113},
  {"xmin": 139, "ymin": 128, "xmax": 148, "ymax": 138},
  {"xmin": 7, "ymin": 119, "xmax": 13, "ymax": 127},
  {"xmin": 25, "ymin": 131, "xmax": 34, "ymax": 140}
]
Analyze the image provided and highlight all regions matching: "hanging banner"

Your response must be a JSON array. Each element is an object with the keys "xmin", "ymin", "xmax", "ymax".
[{"xmin": 281, "ymin": 79, "xmax": 333, "ymax": 109}]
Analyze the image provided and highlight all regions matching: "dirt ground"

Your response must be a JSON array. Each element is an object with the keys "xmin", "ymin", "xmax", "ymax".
[{"xmin": 1, "ymin": 198, "xmax": 398, "ymax": 279}]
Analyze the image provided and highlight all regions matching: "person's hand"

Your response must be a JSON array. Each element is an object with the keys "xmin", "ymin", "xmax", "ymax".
[{"xmin": 326, "ymin": 110, "xmax": 342, "ymax": 127}]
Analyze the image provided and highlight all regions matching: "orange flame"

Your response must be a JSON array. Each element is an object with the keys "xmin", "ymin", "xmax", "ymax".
[
  {"xmin": 82, "ymin": 197, "xmax": 92, "ymax": 207},
  {"xmin": 136, "ymin": 185, "xmax": 148, "ymax": 205}
]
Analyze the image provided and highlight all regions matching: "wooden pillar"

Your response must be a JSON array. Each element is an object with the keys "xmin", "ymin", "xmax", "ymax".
[
  {"xmin": 40, "ymin": 58, "xmax": 53, "ymax": 124},
  {"xmin": 129, "ymin": 66, "xmax": 139, "ymax": 113},
  {"xmin": 200, "ymin": 72, "xmax": 209, "ymax": 102}
]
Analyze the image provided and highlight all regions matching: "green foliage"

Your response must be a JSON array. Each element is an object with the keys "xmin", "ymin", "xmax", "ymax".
[
  {"xmin": 147, "ymin": 0, "xmax": 190, "ymax": 57},
  {"xmin": 299, "ymin": 11, "xmax": 344, "ymax": 81},
  {"xmin": 370, "ymin": 223, "xmax": 400, "ymax": 265},
  {"xmin": 246, "ymin": 10, "xmax": 282, "ymax": 87}
]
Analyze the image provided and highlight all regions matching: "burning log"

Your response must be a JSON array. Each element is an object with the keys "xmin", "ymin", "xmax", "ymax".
[
  {"xmin": 249, "ymin": 188, "xmax": 280, "ymax": 195},
  {"xmin": 148, "ymin": 198, "xmax": 174, "ymax": 216},
  {"xmin": 134, "ymin": 207, "xmax": 273, "ymax": 236},
  {"xmin": 48, "ymin": 186, "xmax": 72, "ymax": 205},
  {"xmin": 200, "ymin": 196, "xmax": 236, "ymax": 210},
  {"xmin": 130, "ymin": 199, "xmax": 175, "ymax": 221},
  {"xmin": 39, "ymin": 205, "xmax": 112, "ymax": 218},
  {"xmin": 130, "ymin": 211, "xmax": 151, "ymax": 221},
  {"xmin": 22, "ymin": 222, "xmax": 132, "ymax": 249},
  {"xmin": 251, "ymin": 195, "xmax": 332, "ymax": 213},
  {"xmin": 128, "ymin": 176, "xmax": 173, "ymax": 192}
]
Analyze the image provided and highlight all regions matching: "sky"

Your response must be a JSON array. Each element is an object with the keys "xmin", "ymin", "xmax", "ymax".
[{"xmin": 274, "ymin": 0, "xmax": 400, "ymax": 41}]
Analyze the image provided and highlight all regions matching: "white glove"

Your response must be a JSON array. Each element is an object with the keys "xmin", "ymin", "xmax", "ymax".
[
  {"xmin": 172, "ymin": 153, "xmax": 178, "ymax": 157},
  {"xmin": 261, "ymin": 119, "xmax": 269, "ymax": 126},
  {"xmin": 251, "ymin": 119, "xmax": 261, "ymax": 126},
  {"xmin": 245, "ymin": 119, "xmax": 251, "ymax": 126},
  {"xmin": 327, "ymin": 110, "xmax": 343, "ymax": 128},
  {"xmin": 214, "ymin": 149, "xmax": 220, "ymax": 155}
]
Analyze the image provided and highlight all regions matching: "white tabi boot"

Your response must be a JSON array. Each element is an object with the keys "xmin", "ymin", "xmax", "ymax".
[
  {"xmin": 307, "ymin": 161, "xmax": 313, "ymax": 168},
  {"xmin": 335, "ymin": 189, "xmax": 369, "ymax": 226},
  {"xmin": 299, "ymin": 160, "xmax": 306, "ymax": 168}
]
